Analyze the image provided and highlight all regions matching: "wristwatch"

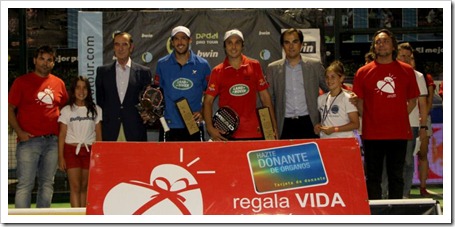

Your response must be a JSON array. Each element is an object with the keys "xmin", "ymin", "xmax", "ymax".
[{"xmin": 420, "ymin": 126, "xmax": 428, "ymax": 130}]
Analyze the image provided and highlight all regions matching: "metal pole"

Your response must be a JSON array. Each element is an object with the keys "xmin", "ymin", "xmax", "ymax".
[
  {"xmin": 334, "ymin": 9, "xmax": 341, "ymax": 60},
  {"xmin": 18, "ymin": 8, "xmax": 28, "ymax": 75}
]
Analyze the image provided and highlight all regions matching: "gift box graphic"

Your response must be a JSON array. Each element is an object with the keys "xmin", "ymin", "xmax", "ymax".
[{"xmin": 103, "ymin": 164, "xmax": 203, "ymax": 215}]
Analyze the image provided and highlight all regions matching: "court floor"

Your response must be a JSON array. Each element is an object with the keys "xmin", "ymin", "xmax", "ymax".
[{"xmin": 8, "ymin": 184, "xmax": 444, "ymax": 214}]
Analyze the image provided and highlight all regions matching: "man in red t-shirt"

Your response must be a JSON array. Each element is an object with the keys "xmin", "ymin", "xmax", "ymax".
[
  {"xmin": 203, "ymin": 29, "xmax": 278, "ymax": 141},
  {"xmin": 8, "ymin": 45, "xmax": 68, "ymax": 208},
  {"xmin": 352, "ymin": 29, "xmax": 419, "ymax": 200}
]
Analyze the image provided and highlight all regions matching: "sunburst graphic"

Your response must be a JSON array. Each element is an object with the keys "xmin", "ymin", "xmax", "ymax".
[{"xmin": 180, "ymin": 147, "xmax": 216, "ymax": 175}]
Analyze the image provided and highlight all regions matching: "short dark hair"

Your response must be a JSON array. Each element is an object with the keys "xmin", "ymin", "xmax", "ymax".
[
  {"xmin": 33, "ymin": 45, "xmax": 56, "ymax": 61},
  {"xmin": 398, "ymin": 42, "xmax": 414, "ymax": 52},
  {"xmin": 113, "ymin": 31, "xmax": 133, "ymax": 44},
  {"xmin": 280, "ymin": 28, "xmax": 303, "ymax": 46},
  {"xmin": 370, "ymin": 29, "xmax": 398, "ymax": 60}
]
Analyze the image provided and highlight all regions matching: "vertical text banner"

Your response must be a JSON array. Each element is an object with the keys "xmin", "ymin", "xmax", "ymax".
[
  {"xmin": 78, "ymin": 12, "xmax": 103, "ymax": 102},
  {"xmin": 87, "ymin": 138, "xmax": 370, "ymax": 215}
]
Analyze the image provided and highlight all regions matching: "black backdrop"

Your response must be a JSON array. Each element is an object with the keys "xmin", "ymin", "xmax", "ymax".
[{"xmin": 99, "ymin": 9, "xmax": 322, "ymax": 74}]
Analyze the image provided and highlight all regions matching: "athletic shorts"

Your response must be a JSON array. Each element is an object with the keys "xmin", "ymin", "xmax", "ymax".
[{"xmin": 63, "ymin": 143, "xmax": 91, "ymax": 169}]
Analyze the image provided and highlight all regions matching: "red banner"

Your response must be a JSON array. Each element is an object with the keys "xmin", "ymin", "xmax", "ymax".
[
  {"xmin": 86, "ymin": 138, "xmax": 370, "ymax": 215},
  {"xmin": 413, "ymin": 123, "xmax": 443, "ymax": 184}
]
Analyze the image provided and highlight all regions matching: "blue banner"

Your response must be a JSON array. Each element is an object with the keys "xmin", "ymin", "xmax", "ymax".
[{"xmin": 78, "ymin": 12, "xmax": 103, "ymax": 101}]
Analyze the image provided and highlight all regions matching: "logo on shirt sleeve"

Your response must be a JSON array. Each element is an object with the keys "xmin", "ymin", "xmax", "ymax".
[
  {"xmin": 208, "ymin": 83, "xmax": 216, "ymax": 92},
  {"xmin": 259, "ymin": 78, "xmax": 267, "ymax": 87}
]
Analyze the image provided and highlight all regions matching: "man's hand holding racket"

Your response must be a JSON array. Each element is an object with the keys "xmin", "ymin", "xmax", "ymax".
[
  {"xmin": 206, "ymin": 124, "xmax": 228, "ymax": 141},
  {"xmin": 202, "ymin": 94, "xmax": 240, "ymax": 141}
]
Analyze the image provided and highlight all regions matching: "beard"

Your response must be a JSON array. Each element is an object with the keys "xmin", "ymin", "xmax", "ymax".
[
  {"xmin": 35, "ymin": 65, "xmax": 52, "ymax": 76},
  {"xmin": 375, "ymin": 49, "xmax": 393, "ymax": 57}
]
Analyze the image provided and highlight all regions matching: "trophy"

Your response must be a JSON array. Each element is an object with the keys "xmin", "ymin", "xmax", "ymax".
[
  {"xmin": 136, "ymin": 86, "xmax": 169, "ymax": 132},
  {"xmin": 176, "ymin": 98, "xmax": 200, "ymax": 135},
  {"xmin": 257, "ymin": 107, "xmax": 275, "ymax": 140}
]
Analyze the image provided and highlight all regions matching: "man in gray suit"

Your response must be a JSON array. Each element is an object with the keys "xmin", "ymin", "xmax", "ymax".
[
  {"xmin": 96, "ymin": 32, "xmax": 152, "ymax": 141},
  {"xmin": 266, "ymin": 28, "xmax": 329, "ymax": 139}
]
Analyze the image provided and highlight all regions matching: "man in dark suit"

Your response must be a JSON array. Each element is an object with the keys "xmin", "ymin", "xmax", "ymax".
[
  {"xmin": 96, "ymin": 32, "xmax": 152, "ymax": 141},
  {"xmin": 266, "ymin": 28, "xmax": 329, "ymax": 139}
]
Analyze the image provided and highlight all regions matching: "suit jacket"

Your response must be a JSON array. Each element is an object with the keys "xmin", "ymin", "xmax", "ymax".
[
  {"xmin": 96, "ymin": 61, "xmax": 152, "ymax": 141},
  {"xmin": 266, "ymin": 55, "xmax": 329, "ymax": 137}
]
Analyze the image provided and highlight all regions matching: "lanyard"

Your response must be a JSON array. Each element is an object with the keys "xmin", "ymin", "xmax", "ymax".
[{"xmin": 321, "ymin": 90, "xmax": 342, "ymax": 126}]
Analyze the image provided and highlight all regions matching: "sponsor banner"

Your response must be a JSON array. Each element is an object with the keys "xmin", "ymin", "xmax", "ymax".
[
  {"xmin": 77, "ymin": 10, "xmax": 321, "ymax": 98},
  {"xmin": 86, "ymin": 138, "xmax": 370, "ymax": 215},
  {"xmin": 78, "ymin": 12, "xmax": 103, "ymax": 101},
  {"xmin": 99, "ymin": 10, "xmax": 295, "ymax": 74}
]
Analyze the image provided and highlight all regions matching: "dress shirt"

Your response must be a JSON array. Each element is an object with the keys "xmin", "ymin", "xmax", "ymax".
[
  {"xmin": 284, "ymin": 60, "xmax": 308, "ymax": 118},
  {"xmin": 116, "ymin": 58, "xmax": 132, "ymax": 103}
]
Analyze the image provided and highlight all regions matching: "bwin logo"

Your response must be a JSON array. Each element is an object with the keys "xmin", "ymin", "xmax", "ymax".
[
  {"xmin": 300, "ymin": 41, "xmax": 316, "ymax": 54},
  {"xmin": 197, "ymin": 50, "xmax": 219, "ymax": 58}
]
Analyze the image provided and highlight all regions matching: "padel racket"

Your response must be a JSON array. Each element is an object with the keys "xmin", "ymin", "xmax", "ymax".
[{"xmin": 213, "ymin": 106, "xmax": 240, "ymax": 138}]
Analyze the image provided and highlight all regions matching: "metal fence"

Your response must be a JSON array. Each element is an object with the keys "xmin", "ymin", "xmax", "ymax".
[{"xmin": 8, "ymin": 126, "xmax": 17, "ymax": 185}]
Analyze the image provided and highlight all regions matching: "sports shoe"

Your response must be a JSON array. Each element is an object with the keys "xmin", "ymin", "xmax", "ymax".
[{"xmin": 420, "ymin": 187, "xmax": 431, "ymax": 197}]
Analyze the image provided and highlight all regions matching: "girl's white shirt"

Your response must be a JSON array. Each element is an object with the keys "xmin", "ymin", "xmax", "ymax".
[
  {"xmin": 58, "ymin": 104, "xmax": 102, "ymax": 154},
  {"xmin": 317, "ymin": 90, "xmax": 358, "ymax": 139}
]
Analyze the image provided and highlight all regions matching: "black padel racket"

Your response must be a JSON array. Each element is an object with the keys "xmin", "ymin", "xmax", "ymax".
[{"xmin": 212, "ymin": 106, "xmax": 240, "ymax": 138}]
